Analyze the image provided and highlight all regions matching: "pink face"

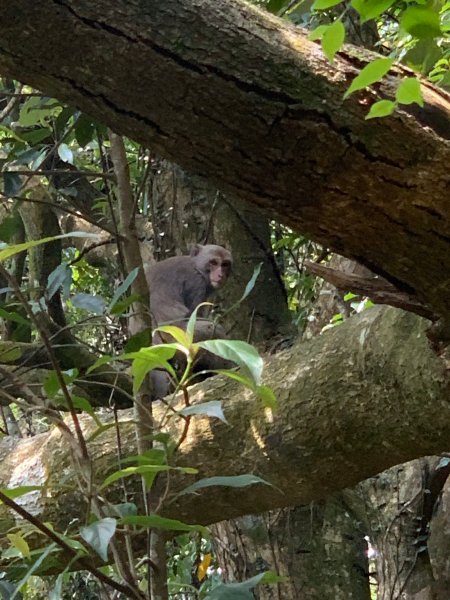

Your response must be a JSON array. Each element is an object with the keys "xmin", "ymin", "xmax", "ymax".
[
  {"xmin": 208, "ymin": 256, "xmax": 232, "ymax": 288},
  {"xmin": 191, "ymin": 244, "xmax": 232, "ymax": 289}
]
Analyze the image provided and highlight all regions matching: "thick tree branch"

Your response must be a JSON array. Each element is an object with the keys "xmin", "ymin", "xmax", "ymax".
[
  {"xmin": 0, "ymin": 1, "xmax": 448, "ymax": 323},
  {"xmin": 304, "ymin": 260, "xmax": 434, "ymax": 320},
  {"xmin": 0, "ymin": 308, "xmax": 448, "ymax": 547}
]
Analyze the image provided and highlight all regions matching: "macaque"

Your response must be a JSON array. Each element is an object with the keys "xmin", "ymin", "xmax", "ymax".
[{"xmin": 145, "ymin": 244, "xmax": 233, "ymax": 398}]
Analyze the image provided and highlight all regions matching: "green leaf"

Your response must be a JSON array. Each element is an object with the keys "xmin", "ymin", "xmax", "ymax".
[
  {"xmin": 205, "ymin": 572, "xmax": 286, "ymax": 600},
  {"xmin": 101, "ymin": 464, "xmax": 196, "ymax": 489},
  {"xmin": 0, "ymin": 231, "xmax": 98, "ymax": 263},
  {"xmin": 0, "ymin": 486, "xmax": 42, "ymax": 500},
  {"xmin": 3, "ymin": 172, "xmax": 22, "ymax": 198},
  {"xmin": 344, "ymin": 57, "xmax": 394, "ymax": 98},
  {"xmin": 110, "ymin": 293, "xmax": 141, "ymax": 316},
  {"xmin": 131, "ymin": 346, "xmax": 177, "ymax": 394},
  {"xmin": 20, "ymin": 127, "xmax": 52, "ymax": 144},
  {"xmin": 308, "ymin": 25, "xmax": 328, "ymax": 41},
  {"xmin": 395, "ymin": 77, "xmax": 424, "ymax": 107},
  {"xmin": 351, "ymin": 0, "xmax": 395, "ymax": 23},
  {"xmin": 75, "ymin": 114, "xmax": 95, "ymax": 147},
  {"xmin": 405, "ymin": 39, "xmax": 441, "ymax": 73},
  {"xmin": 10, "ymin": 543, "xmax": 58, "ymax": 600},
  {"xmin": 198, "ymin": 339, "xmax": 263, "ymax": 385},
  {"xmin": 124, "ymin": 328, "xmax": 152, "ymax": 352},
  {"xmin": 312, "ymin": 0, "xmax": 342, "ymax": 9},
  {"xmin": 43, "ymin": 369, "xmax": 78, "ymax": 399},
  {"xmin": 256, "ymin": 385, "xmax": 278, "ymax": 409},
  {"xmin": 80, "ymin": 518, "xmax": 116, "ymax": 562},
  {"xmin": 47, "ymin": 263, "xmax": 72, "ymax": 300},
  {"xmin": 19, "ymin": 97, "xmax": 53, "ymax": 127},
  {"xmin": 366, "ymin": 99, "xmax": 396, "ymax": 119},
  {"xmin": 180, "ymin": 400, "xmax": 228, "ymax": 423},
  {"xmin": 0, "ymin": 346, "xmax": 22, "ymax": 363},
  {"xmin": 155, "ymin": 325, "xmax": 192, "ymax": 349},
  {"xmin": 86, "ymin": 354, "xmax": 115, "ymax": 374},
  {"xmin": 10, "ymin": 148, "xmax": 42, "ymax": 167},
  {"xmin": 400, "ymin": 6, "xmax": 442, "ymax": 39},
  {"xmin": 107, "ymin": 502, "xmax": 138, "ymax": 518},
  {"xmin": 0, "ymin": 214, "xmax": 21, "ymax": 243},
  {"xmin": 120, "ymin": 514, "xmax": 208, "ymax": 535},
  {"xmin": 7, "ymin": 533, "xmax": 30, "ymax": 558},
  {"xmin": 185, "ymin": 302, "xmax": 212, "ymax": 343},
  {"xmin": 109, "ymin": 267, "xmax": 139, "ymax": 310},
  {"xmin": 225, "ymin": 264, "xmax": 262, "ymax": 316},
  {"xmin": 0, "ymin": 307, "xmax": 29, "ymax": 326},
  {"xmin": 177, "ymin": 474, "xmax": 271, "ymax": 497},
  {"xmin": 322, "ymin": 21, "xmax": 345, "ymax": 62},
  {"xmin": 57, "ymin": 143, "xmax": 74, "ymax": 164},
  {"xmin": 71, "ymin": 293, "xmax": 106, "ymax": 315},
  {"xmin": 49, "ymin": 574, "xmax": 64, "ymax": 600}
]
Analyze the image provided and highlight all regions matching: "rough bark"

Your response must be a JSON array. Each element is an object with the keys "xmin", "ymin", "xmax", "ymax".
[
  {"xmin": 358, "ymin": 459, "xmax": 450, "ymax": 600},
  {"xmin": 0, "ymin": 1, "xmax": 449, "ymax": 323},
  {"xmin": 0, "ymin": 307, "xmax": 448, "ymax": 539},
  {"xmin": 213, "ymin": 502, "xmax": 371, "ymax": 600}
]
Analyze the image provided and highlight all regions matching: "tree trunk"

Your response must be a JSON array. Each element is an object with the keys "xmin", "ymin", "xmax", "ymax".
[
  {"xmin": 0, "ymin": 1, "xmax": 449, "ymax": 322},
  {"xmin": 149, "ymin": 160, "xmax": 292, "ymax": 341},
  {"xmin": 0, "ymin": 308, "xmax": 448, "ymax": 557}
]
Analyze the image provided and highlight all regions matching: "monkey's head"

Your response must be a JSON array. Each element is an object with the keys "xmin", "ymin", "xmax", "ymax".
[{"xmin": 190, "ymin": 244, "xmax": 232, "ymax": 289}]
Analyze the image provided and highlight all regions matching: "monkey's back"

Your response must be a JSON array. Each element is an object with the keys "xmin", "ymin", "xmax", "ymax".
[{"xmin": 145, "ymin": 256, "xmax": 211, "ymax": 326}]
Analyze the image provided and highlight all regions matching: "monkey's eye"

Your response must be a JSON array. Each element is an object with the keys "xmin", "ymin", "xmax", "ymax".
[
  {"xmin": 209, "ymin": 259, "xmax": 219, "ymax": 267},
  {"xmin": 222, "ymin": 261, "xmax": 231, "ymax": 269}
]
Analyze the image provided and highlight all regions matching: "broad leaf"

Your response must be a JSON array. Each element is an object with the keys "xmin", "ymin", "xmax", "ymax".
[
  {"xmin": 322, "ymin": 21, "xmax": 345, "ymax": 62},
  {"xmin": 396, "ymin": 77, "xmax": 424, "ymax": 106},
  {"xmin": 71, "ymin": 293, "xmax": 106, "ymax": 315},
  {"xmin": 7, "ymin": 533, "xmax": 30, "ymax": 558},
  {"xmin": 102, "ymin": 464, "xmax": 196, "ymax": 489},
  {"xmin": 308, "ymin": 25, "xmax": 328, "ymax": 41},
  {"xmin": 180, "ymin": 400, "xmax": 228, "ymax": 423},
  {"xmin": 109, "ymin": 267, "xmax": 139, "ymax": 310},
  {"xmin": 47, "ymin": 263, "xmax": 72, "ymax": 300},
  {"xmin": 256, "ymin": 385, "xmax": 277, "ymax": 409},
  {"xmin": 3, "ymin": 172, "xmax": 22, "ymax": 198},
  {"xmin": 80, "ymin": 518, "xmax": 116, "ymax": 562},
  {"xmin": 205, "ymin": 572, "xmax": 285, "ymax": 600},
  {"xmin": 198, "ymin": 339, "xmax": 263, "ymax": 385},
  {"xmin": 351, "ymin": 0, "xmax": 395, "ymax": 22},
  {"xmin": 344, "ymin": 58, "xmax": 394, "ymax": 98},
  {"xmin": 0, "ymin": 231, "xmax": 98, "ymax": 263},
  {"xmin": 0, "ymin": 308, "xmax": 29, "ymax": 326},
  {"xmin": 43, "ymin": 369, "xmax": 78, "ymax": 399},
  {"xmin": 155, "ymin": 325, "xmax": 192, "ymax": 349},
  {"xmin": 400, "ymin": 6, "xmax": 442, "ymax": 39},
  {"xmin": 366, "ymin": 100, "xmax": 396, "ymax": 119},
  {"xmin": 121, "ymin": 514, "xmax": 208, "ymax": 535},
  {"xmin": 0, "ymin": 485, "xmax": 43, "ymax": 500},
  {"xmin": 57, "ymin": 143, "xmax": 74, "ymax": 164},
  {"xmin": 313, "ymin": 0, "xmax": 342, "ymax": 10},
  {"xmin": 131, "ymin": 346, "xmax": 177, "ymax": 394},
  {"xmin": 177, "ymin": 474, "xmax": 271, "ymax": 497},
  {"xmin": 0, "ymin": 214, "xmax": 22, "ymax": 242}
]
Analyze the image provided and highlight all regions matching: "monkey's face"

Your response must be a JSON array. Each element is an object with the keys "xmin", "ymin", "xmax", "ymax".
[
  {"xmin": 192, "ymin": 244, "xmax": 232, "ymax": 289},
  {"xmin": 208, "ymin": 256, "xmax": 232, "ymax": 288}
]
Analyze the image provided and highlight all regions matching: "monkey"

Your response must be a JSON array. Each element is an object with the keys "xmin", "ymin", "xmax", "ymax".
[{"xmin": 144, "ymin": 244, "xmax": 233, "ymax": 398}]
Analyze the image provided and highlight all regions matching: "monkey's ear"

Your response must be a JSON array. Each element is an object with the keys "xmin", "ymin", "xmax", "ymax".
[{"xmin": 190, "ymin": 244, "xmax": 202, "ymax": 257}]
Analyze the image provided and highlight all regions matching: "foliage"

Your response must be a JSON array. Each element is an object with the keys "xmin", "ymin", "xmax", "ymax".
[{"xmin": 254, "ymin": 0, "xmax": 450, "ymax": 115}]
